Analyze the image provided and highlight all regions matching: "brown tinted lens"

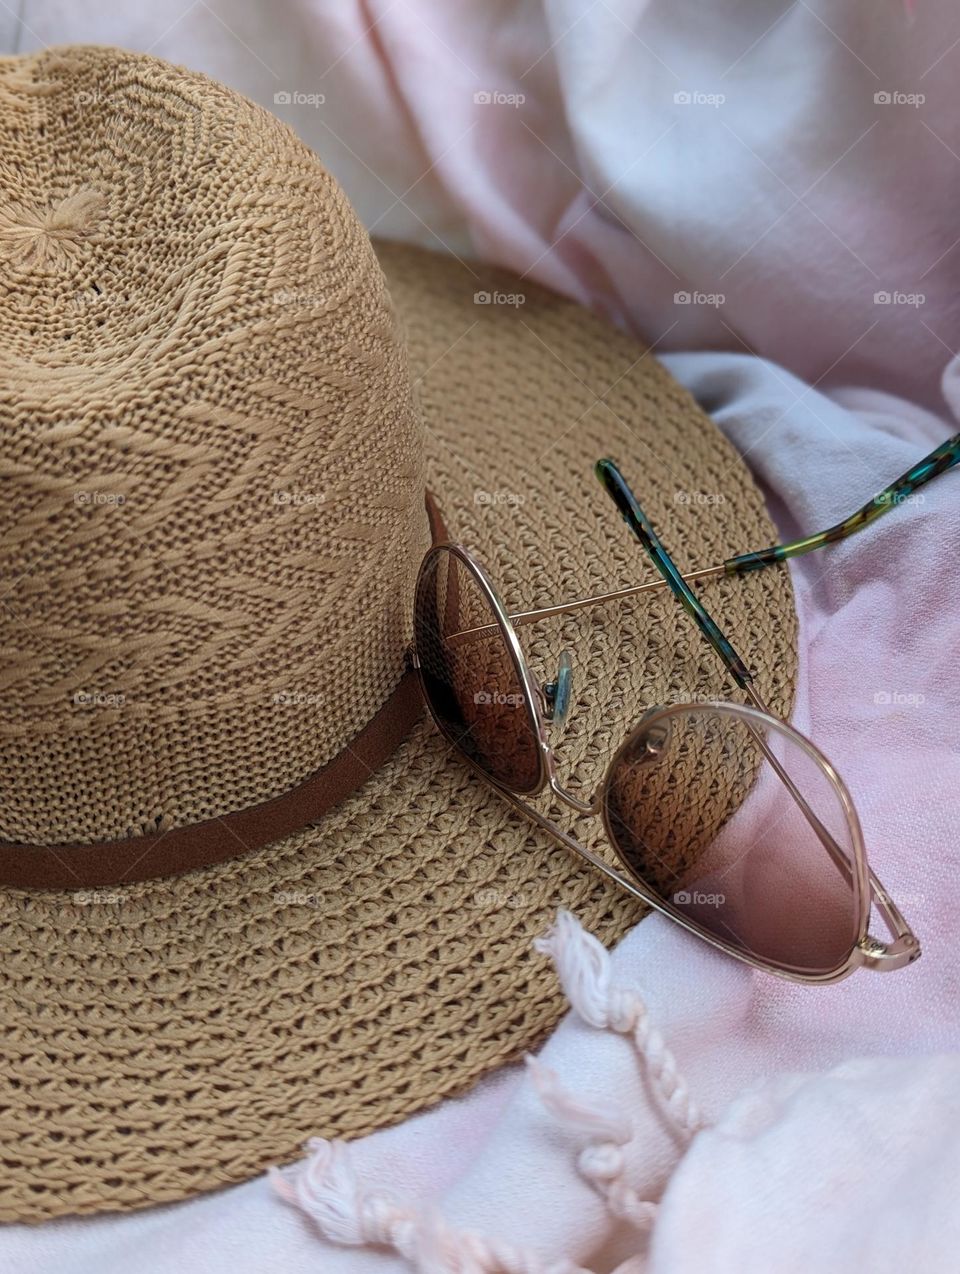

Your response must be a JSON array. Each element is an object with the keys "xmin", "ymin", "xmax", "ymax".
[
  {"xmin": 414, "ymin": 548, "xmax": 543, "ymax": 793},
  {"xmin": 603, "ymin": 707, "xmax": 861, "ymax": 975}
]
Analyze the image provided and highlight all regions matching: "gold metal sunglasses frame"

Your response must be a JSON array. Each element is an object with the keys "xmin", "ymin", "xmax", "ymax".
[{"xmin": 411, "ymin": 541, "xmax": 921, "ymax": 984}]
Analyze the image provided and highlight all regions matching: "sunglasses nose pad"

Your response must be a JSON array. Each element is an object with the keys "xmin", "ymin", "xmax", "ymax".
[{"xmin": 543, "ymin": 649, "xmax": 574, "ymax": 730}]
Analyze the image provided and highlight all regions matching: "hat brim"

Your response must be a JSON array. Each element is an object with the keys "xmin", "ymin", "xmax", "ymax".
[{"xmin": 1, "ymin": 242, "xmax": 797, "ymax": 1221}]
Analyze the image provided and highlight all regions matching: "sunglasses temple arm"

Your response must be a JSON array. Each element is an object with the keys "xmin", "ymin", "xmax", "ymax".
[
  {"xmin": 506, "ymin": 433, "xmax": 960, "ymax": 633},
  {"xmin": 595, "ymin": 459, "xmax": 755, "ymax": 690},
  {"xmin": 505, "ymin": 563, "xmax": 727, "ymax": 629},
  {"xmin": 745, "ymin": 684, "xmax": 915, "ymax": 951},
  {"xmin": 723, "ymin": 431, "xmax": 960, "ymax": 576},
  {"xmin": 742, "ymin": 682, "xmax": 855, "ymax": 887}
]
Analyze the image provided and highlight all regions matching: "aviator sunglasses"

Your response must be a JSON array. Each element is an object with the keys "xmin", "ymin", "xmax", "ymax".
[{"xmin": 412, "ymin": 433, "xmax": 959, "ymax": 983}]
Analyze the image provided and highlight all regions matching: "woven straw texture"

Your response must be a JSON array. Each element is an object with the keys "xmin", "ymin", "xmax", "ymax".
[
  {"xmin": 0, "ymin": 45, "xmax": 427, "ymax": 848},
  {"xmin": 0, "ymin": 47, "xmax": 797, "ymax": 1222}
]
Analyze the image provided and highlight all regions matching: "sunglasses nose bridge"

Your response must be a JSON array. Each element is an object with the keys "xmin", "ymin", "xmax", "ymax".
[{"xmin": 546, "ymin": 770, "xmax": 600, "ymax": 816}]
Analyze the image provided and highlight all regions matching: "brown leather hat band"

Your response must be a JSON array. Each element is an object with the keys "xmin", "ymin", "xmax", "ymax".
[
  {"xmin": 0, "ymin": 670, "xmax": 424, "ymax": 890},
  {"xmin": 0, "ymin": 495, "xmax": 447, "ymax": 891}
]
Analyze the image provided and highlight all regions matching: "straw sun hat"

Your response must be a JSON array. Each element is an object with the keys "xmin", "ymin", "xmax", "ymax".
[{"xmin": 0, "ymin": 45, "xmax": 797, "ymax": 1221}]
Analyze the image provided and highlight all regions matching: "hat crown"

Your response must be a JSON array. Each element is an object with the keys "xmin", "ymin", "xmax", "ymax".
[{"xmin": 0, "ymin": 47, "xmax": 428, "ymax": 849}]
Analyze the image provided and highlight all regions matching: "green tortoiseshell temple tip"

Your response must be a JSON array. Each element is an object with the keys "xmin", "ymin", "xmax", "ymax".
[
  {"xmin": 595, "ymin": 458, "xmax": 754, "ymax": 690},
  {"xmin": 724, "ymin": 431, "xmax": 960, "ymax": 575},
  {"xmin": 595, "ymin": 433, "xmax": 959, "ymax": 693}
]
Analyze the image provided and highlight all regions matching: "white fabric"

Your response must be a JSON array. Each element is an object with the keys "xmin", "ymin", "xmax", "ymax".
[{"xmin": 650, "ymin": 1055, "xmax": 960, "ymax": 1274}]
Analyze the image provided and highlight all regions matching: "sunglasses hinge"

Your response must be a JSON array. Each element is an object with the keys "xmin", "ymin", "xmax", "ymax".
[{"xmin": 856, "ymin": 932, "xmax": 921, "ymax": 972}]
